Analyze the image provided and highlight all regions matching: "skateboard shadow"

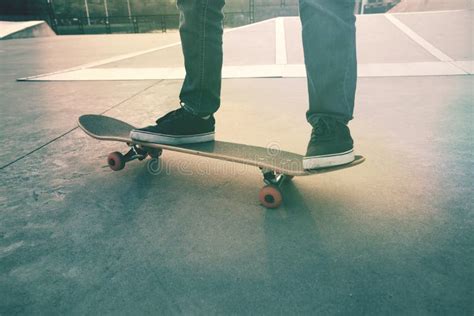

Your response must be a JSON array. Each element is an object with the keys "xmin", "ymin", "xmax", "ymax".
[{"xmin": 261, "ymin": 182, "xmax": 355, "ymax": 298}]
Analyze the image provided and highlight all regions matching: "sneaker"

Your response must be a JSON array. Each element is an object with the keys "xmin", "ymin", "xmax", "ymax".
[
  {"xmin": 130, "ymin": 107, "xmax": 215, "ymax": 145},
  {"xmin": 303, "ymin": 117, "xmax": 355, "ymax": 169}
]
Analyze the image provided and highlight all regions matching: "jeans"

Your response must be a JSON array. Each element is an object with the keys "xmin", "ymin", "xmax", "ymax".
[{"xmin": 177, "ymin": 0, "xmax": 357, "ymax": 125}]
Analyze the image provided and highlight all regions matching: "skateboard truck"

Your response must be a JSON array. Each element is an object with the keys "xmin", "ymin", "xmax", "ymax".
[
  {"xmin": 107, "ymin": 145, "xmax": 162, "ymax": 171},
  {"xmin": 259, "ymin": 168, "xmax": 294, "ymax": 209}
]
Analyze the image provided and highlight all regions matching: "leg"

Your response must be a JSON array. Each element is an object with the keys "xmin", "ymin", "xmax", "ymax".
[
  {"xmin": 299, "ymin": 0, "xmax": 357, "ymax": 124},
  {"xmin": 299, "ymin": 0, "xmax": 358, "ymax": 169},
  {"xmin": 178, "ymin": 0, "xmax": 226, "ymax": 116},
  {"xmin": 130, "ymin": 0, "xmax": 225, "ymax": 145}
]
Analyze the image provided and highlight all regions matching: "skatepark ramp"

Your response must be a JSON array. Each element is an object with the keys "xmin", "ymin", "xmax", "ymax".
[{"xmin": 0, "ymin": 20, "xmax": 56, "ymax": 40}]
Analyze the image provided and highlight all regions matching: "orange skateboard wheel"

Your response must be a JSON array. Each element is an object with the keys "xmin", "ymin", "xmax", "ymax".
[{"xmin": 259, "ymin": 185, "xmax": 283, "ymax": 208}]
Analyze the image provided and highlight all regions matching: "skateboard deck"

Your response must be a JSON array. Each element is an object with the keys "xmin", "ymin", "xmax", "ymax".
[{"xmin": 78, "ymin": 114, "xmax": 365, "ymax": 208}]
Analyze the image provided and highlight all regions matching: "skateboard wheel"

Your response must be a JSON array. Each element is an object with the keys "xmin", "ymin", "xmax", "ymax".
[
  {"xmin": 259, "ymin": 185, "xmax": 283, "ymax": 209},
  {"xmin": 107, "ymin": 151, "xmax": 125, "ymax": 171},
  {"xmin": 148, "ymin": 148, "xmax": 163, "ymax": 159}
]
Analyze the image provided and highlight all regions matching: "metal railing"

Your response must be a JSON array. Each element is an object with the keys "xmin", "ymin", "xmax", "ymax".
[
  {"xmin": 2, "ymin": 0, "xmax": 386, "ymax": 36},
  {"xmin": 52, "ymin": 11, "xmax": 262, "ymax": 35}
]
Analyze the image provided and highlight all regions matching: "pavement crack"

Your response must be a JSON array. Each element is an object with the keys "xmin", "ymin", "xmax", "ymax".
[{"xmin": 0, "ymin": 81, "xmax": 162, "ymax": 170}]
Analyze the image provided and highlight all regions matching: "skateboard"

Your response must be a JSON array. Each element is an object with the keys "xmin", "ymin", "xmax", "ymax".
[{"xmin": 78, "ymin": 114, "xmax": 365, "ymax": 208}]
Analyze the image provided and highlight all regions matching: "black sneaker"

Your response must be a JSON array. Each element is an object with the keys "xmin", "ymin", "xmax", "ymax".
[
  {"xmin": 303, "ymin": 117, "xmax": 355, "ymax": 169},
  {"xmin": 130, "ymin": 107, "xmax": 215, "ymax": 145}
]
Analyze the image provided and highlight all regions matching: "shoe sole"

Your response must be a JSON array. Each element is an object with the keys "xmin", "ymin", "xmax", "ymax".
[
  {"xmin": 303, "ymin": 149, "xmax": 355, "ymax": 170},
  {"xmin": 130, "ymin": 130, "xmax": 215, "ymax": 145}
]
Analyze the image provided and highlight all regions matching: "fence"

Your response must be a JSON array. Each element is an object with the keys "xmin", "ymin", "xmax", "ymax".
[
  {"xmin": 3, "ymin": 0, "xmax": 376, "ymax": 36},
  {"xmin": 51, "ymin": 7, "xmax": 298, "ymax": 35}
]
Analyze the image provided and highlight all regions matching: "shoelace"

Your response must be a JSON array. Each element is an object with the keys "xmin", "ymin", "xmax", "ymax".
[
  {"xmin": 156, "ymin": 107, "xmax": 188, "ymax": 125},
  {"xmin": 311, "ymin": 118, "xmax": 333, "ymax": 140}
]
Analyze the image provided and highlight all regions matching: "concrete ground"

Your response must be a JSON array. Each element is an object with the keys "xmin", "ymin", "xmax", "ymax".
[
  {"xmin": 390, "ymin": 0, "xmax": 473, "ymax": 12},
  {"xmin": 1, "ymin": 10, "xmax": 473, "ymax": 315}
]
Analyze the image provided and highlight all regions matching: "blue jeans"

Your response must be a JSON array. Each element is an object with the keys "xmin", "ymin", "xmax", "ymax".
[{"xmin": 177, "ymin": 0, "xmax": 357, "ymax": 125}]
